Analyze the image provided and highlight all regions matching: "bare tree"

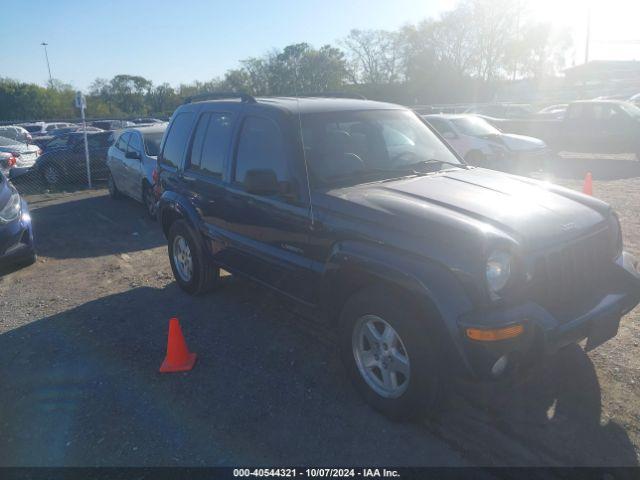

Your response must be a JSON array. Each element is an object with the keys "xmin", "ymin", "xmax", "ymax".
[{"xmin": 341, "ymin": 29, "xmax": 403, "ymax": 85}]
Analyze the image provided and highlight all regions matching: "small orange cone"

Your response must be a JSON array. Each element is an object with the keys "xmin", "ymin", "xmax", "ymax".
[
  {"xmin": 583, "ymin": 171, "xmax": 593, "ymax": 196},
  {"xmin": 159, "ymin": 317, "xmax": 197, "ymax": 373}
]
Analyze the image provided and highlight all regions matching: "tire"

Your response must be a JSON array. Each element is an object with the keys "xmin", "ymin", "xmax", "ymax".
[
  {"xmin": 108, "ymin": 171, "xmax": 120, "ymax": 199},
  {"xmin": 142, "ymin": 182, "xmax": 157, "ymax": 219},
  {"xmin": 167, "ymin": 219, "xmax": 219, "ymax": 295},
  {"xmin": 339, "ymin": 285, "xmax": 442, "ymax": 421},
  {"xmin": 41, "ymin": 163, "xmax": 63, "ymax": 186}
]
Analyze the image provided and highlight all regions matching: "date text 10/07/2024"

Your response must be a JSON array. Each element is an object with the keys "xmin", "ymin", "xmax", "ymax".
[{"xmin": 233, "ymin": 469, "xmax": 401, "ymax": 478}]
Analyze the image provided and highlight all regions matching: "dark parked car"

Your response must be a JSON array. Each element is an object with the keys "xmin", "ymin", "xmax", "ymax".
[
  {"xmin": 157, "ymin": 94, "xmax": 640, "ymax": 419},
  {"xmin": 495, "ymin": 100, "xmax": 640, "ymax": 159},
  {"xmin": 91, "ymin": 120, "xmax": 134, "ymax": 131},
  {"xmin": 34, "ymin": 131, "xmax": 114, "ymax": 186},
  {"xmin": 0, "ymin": 171, "xmax": 35, "ymax": 269}
]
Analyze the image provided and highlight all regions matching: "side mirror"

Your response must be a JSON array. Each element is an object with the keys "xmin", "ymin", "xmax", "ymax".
[
  {"xmin": 125, "ymin": 151, "xmax": 141, "ymax": 160},
  {"xmin": 244, "ymin": 168, "xmax": 280, "ymax": 196},
  {"xmin": 442, "ymin": 131, "xmax": 457, "ymax": 140}
]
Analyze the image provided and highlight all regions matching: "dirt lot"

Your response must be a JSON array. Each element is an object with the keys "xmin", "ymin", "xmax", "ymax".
[{"xmin": 0, "ymin": 156, "xmax": 639, "ymax": 467}]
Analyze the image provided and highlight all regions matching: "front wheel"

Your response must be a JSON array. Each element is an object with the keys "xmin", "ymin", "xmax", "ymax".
[
  {"xmin": 339, "ymin": 285, "xmax": 442, "ymax": 420},
  {"xmin": 168, "ymin": 219, "xmax": 219, "ymax": 295}
]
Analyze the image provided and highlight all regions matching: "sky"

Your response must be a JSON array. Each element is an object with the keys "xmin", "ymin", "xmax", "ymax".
[{"xmin": 1, "ymin": 0, "xmax": 639, "ymax": 91}]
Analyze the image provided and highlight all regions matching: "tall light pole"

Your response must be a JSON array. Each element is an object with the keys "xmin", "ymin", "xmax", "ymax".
[{"xmin": 40, "ymin": 42, "xmax": 53, "ymax": 86}]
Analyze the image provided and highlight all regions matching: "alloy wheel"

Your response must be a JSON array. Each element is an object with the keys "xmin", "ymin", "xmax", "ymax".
[
  {"xmin": 172, "ymin": 235, "xmax": 193, "ymax": 282},
  {"xmin": 352, "ymin": 314, "xmax": 411, "ymax": 398}
]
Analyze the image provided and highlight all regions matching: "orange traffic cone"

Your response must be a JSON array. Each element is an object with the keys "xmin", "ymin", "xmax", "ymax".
[
  {"xmin": 159, "ymin": 317, "xmax": 197, "ymax": 373},
  {"xmin": 583, "ymin": 172, "xmax": 593, "ymax": 196}
]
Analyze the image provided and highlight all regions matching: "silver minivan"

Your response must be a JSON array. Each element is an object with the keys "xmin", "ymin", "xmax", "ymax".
[{"xmin": 106, "ymin": 124, "xmax": 166, "ymax": 218}]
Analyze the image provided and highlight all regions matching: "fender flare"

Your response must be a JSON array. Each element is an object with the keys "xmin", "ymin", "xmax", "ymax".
[
  {"xmin": 157, "ymin": 191, "xmax": 202, "ymax": 240},
  {"xmin": 320, "ymin": 240, "xmax": 474, "ymax": 372}
]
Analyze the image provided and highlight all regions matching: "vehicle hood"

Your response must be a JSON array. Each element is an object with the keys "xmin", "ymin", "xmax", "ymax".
[
  {"xmin": 326, "ymin": 168, "xmax": 608, "ymax": 251},
  {"xmin": 492, "ymin": 133, "xmax": 546, "ymax": 151}
]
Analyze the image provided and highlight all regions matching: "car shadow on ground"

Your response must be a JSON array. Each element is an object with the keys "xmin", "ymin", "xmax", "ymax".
[
  {"xmin": 28, "ymin": 192, "xmax": 163, "ymax": 259},
  {"xmin": 436, "ymin": 345, "xmax": 638, "ymax": 466},
  {"xmin": 0, "ymin": 282, "xmax": 463, "ymax": 467},
  {"xmin": 545, "ymin": 156, "xmax": 640, "ymax": 181},
  {"xmin": 0, "ymin": 280, "xmax": 636, "ymax": 467}
]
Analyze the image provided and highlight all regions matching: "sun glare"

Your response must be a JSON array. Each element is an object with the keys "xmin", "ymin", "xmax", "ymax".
[{"xmin": 523, "ymin": 0, "xmax": 640, "ymax": 61}]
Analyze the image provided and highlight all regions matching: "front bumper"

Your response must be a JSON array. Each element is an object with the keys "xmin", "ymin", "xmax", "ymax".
[
  {"xmin": 457, "ymin": 251, "xmax": 640, "ymax": 379},
  {"xmin": 0, "ymin": 200, "xmax": 35, "ymax": 266}
]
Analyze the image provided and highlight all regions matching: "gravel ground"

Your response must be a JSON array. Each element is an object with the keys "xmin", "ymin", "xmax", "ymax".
[{"xmin": 0, "ymin": 156, "xmax": 638, "ymax": 466}]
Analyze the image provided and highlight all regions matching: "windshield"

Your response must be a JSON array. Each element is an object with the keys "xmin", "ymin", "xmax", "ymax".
[
  {"xmin": 450, "ymin": 116, "xmax": 500, "ymax": 137},
  {"xmin": 301, "ymin": 109, "xmax": 461, "ymax": 187},
  {"xmin": 618, "ymin": 102, "xmax": 640, "ymax": 119},
  {"xmin": 0, "ymin": 136, "xmax": 21, "ymax": 147},
  {"xmin": 143, "ymin": 132, "xmax": 164, "ymax": 157},
  {"xmin": 22, "ymin": 125, "xmax": 41, "ymax": 133}
]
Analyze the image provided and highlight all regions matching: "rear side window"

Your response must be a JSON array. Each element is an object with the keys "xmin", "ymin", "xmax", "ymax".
[
  {"xmin": 188, "ymin": 112, "xmax": 233, "ymax": 177},
  {"xmin": 234, "ymin": 116, "xmax": 286, "ymax": 184},
  {"xmin": 160, "ymin": 113, "xmax": 194, "ymax": 169}
]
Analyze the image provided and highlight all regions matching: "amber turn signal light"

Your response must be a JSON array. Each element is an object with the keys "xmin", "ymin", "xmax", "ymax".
[{"xmin": 466, "ymin": 324, "xmax": 524, "ymax": 341}]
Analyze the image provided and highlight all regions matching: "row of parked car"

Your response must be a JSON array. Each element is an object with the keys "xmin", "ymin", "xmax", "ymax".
[{"xmin": 0, "ymin": 118, "xmax": 166, "ymax": 185}]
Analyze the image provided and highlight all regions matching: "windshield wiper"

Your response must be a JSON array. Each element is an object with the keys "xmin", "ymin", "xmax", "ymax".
[{"xmin": 402, "ymin": 159, "xmax": 467, "ymax": 170}]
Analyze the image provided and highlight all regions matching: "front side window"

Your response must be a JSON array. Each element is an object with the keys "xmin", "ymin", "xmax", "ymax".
[
  {"xmin": 301, "ymin": 109, "xmax": 460, "ymax": 187},
  {"xmin": 234, "ymin": 116, "xmax": 287, "ymax": 184},
  {"xmin": 160, "ymin": 112, "xmax": 194, "ymax": 169},
  {"xmin": 127, "ymin": 133, "xmax": 143, "ymax": 154},
  {"xmin": 115, "ymin": 132, "xmax": 130, "ymax": 152},
  {"xmin": 450, "ymin": 116, "xmax": 500, "ymax": 137}
]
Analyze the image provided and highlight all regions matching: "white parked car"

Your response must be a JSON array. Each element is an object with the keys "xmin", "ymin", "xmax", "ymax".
[
  {"xmin": 106, "ymin": 124, "xmax": 166, "ymax": 218},
  {"xmin": 423, "ymin": 114, "xmax": 550, "ymax": 174},
  {"xmin": 0, "ymin": 136, "xmax": 42, "ymax": 177},
  {"xmin": 0, "ymin": 125, "xmax": 33, "ymax": 144}
]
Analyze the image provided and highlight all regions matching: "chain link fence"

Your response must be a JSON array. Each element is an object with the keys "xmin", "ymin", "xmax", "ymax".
[{"xmin": 1, "ymin": 130, "xmax": 114, "ymax": 195}]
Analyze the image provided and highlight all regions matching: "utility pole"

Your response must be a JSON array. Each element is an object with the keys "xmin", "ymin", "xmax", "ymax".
[
  {"xmin": 41, "ymin": 42, "xmax": 53, "ymax": 86},
  {"xmin": 584, "ymin": 7, "xmax": 591, "ymax": 64}
]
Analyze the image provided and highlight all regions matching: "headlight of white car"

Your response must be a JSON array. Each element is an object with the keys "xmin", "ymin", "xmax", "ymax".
[
  {"xmin": 0, "ymin": 191, "xmax": 21, "ymax": 224},
  {"xmin": 486, "ymin": 250, "xmax": 512, "ymax": 296}
]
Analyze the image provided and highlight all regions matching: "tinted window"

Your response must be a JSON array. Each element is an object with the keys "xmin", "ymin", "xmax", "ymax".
[
  {"xmin": 46, "ymin": 136, "xmax": 70, "ymax": 149},
  {"xmin": 127, "ymin": 133, "xmax": 143, "ymax": 154},
  {"xmin": 188, "ymin": 112, "xmax": 233, "ymax": 177},
  {"xmin": 161, "ymin": 113, "xmax": 194, "ymax": 169},
  {"xmin": 235, "ymin": 116, "xmax": 286, "ymax": 184},
  {"xmin": 143, "ymin": 132, "xmax": 164, "ymax": 157},
  {"xmin": 87, "ymin": 134, "xmax": 110, "ymax": 149},
  {"xmin": 22, "ymin": 125, "xmax": 41, "ymax": 133},
  {"xmin": 115, "ymin": 132, "xmax": 130, "ymax": 152}
]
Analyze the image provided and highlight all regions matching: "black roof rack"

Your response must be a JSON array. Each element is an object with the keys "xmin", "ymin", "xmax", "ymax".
[
  {"xmin": 183, "ymin": 92, "xmax": 256, "ymax": 104},
  {"xmin": 299, "ymin": 92, "xmax": 367, "ymax": 100}
]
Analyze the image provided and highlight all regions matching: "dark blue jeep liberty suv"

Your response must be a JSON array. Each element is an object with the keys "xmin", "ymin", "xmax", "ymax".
[{"xmin": 156, "ymin": 93, "xmax": 640, "ymax": 419}]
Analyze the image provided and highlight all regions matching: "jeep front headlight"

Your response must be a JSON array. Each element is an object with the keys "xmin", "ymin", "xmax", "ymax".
[
  {"xmin": 0, "ymin": 191, "xmax": 21, "ymax": 224},
  {"xmin": 486, "ymin": 250, "xmax": 512, "ymax": 297}
]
